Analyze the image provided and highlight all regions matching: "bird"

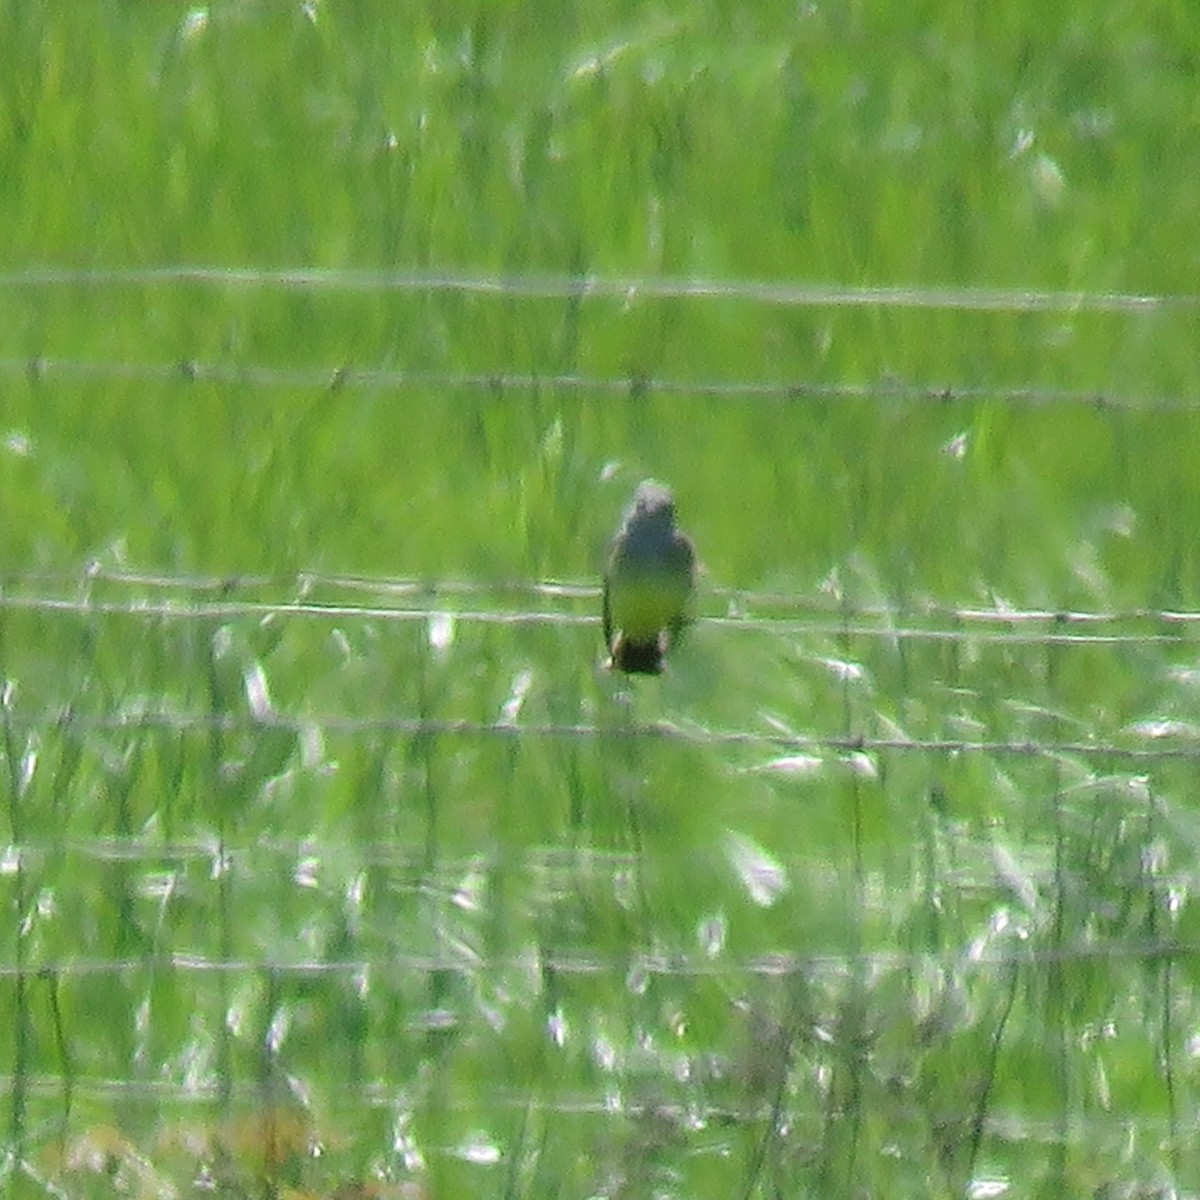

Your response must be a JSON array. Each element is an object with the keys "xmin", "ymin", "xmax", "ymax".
[{"xmin": 602, "ymin": 480, "xmax": 697, "ymax": 675}]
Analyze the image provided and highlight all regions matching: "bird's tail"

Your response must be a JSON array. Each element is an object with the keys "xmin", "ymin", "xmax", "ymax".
[{"xmin": 608, "ymin": 634, "xmax": 666, "ymax": 675}]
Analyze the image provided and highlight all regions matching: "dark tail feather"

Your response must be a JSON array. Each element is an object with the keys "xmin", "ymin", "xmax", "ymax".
[{"xmin": 608, "ymin": 635, "xmax": 666, "ymax": 675}]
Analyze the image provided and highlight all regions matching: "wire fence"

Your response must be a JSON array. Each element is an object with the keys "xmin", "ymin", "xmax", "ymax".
[
  {"xmin": 3, "ymin": 265, "xmax": 1195, "ymax": 311},
  {"xmin": 4, "ymin": 267, "xmax": 1198, "ymax": 410},
  {"xmin": 0, "ymin": 935, "xmax": 1189, "ymax": 981},
  {"xmin": 5, "ymin": 566, "xmax": 1200, "ymax": 632},
  {"xmin": 4, "ymin": 355, "xmax": 1196, "ymax": 411},
  {"xmin": 4, "ymin": 569, "xmax": 1199, "ymax": 757},
  {"xmin": 5, "ymin": 712, "xmax": 1197, "ymax": 764},
  {"xmin": 0, "ymin": 597, "xmax": 1192, "ymax": 647},
  {"xmin": 4, "ymin": 268, "xmax": 1195, "ymax": 1188}
]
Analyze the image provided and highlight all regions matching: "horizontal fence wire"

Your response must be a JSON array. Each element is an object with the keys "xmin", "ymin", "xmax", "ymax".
[
  {"xmin": 0, "ymin": 838, "xmax": 1107, "ymax": 877},
  {"xmin": 0, "ymin": 937, "xmax": 1194, "ymax": 980},
  {"xmin": 5, "ymin": 712, "xmax": 1198, "ymax": 762},
  {"xmin": 3, "ymin": 266, "xmax": 1196, "ymax": 311},
  {"xmin": 4, "ymin": 568, "xmax": 1200, "ymax": 634},
  {"xmin": 0, "ymin": 593, "xmax": 1192, "ymax": 646},
  {"xmin": 2, "ymin": 354, "xmax": 1196, "ymax": 410},
  {"xmin": 5, "ymin": 1077, "xmax": 1178, "ymax": 1152}
]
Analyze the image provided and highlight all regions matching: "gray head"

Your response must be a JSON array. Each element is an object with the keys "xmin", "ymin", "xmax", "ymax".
[{"xmin": 627, "ymin": 480, "xmax": 676, "ymax": 529}]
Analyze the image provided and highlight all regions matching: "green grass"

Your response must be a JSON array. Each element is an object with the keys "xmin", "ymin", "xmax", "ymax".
[{"xmin": 2, "ymin": 1, "xmax": 1200, "ymax": 1196}]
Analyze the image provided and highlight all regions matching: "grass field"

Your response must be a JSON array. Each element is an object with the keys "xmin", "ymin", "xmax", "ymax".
[{"xmin": 3, "ymin": 2, "xmax": 1200, "ymax": 1196}]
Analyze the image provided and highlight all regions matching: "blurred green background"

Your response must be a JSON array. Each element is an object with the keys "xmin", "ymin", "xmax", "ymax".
[{"xmin": 2, "ymin": 1, "xmax": 1200, "ymax": 1196}]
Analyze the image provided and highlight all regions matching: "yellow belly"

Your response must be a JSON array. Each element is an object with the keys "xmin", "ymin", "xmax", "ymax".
[{"xmin": 607, "ymin": 571, "xmax": 690, "ymax": 641}]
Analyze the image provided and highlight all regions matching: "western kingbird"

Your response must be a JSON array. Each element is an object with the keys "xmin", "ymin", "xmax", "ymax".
[{"xmin": 603, "ymin": 481, "xmax": 696, "ymax": 674}]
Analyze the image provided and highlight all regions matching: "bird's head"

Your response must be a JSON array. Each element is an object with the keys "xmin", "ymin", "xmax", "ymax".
[{"xmin": 631, "ymin": 480, "xmax": 676, "ymax": 527}]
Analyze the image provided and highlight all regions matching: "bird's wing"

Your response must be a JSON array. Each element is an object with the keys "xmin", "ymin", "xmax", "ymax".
[
  {"xmin": 602, "ymin": 572, "xmax": 614, "ymax": 650},
  {"xmin": 675, "ymin": 530, "xmax": 697, "ymax": 574},
  {"xmin": 666, "ymin": 532, "xmax": 697, "ymax": 641}
]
